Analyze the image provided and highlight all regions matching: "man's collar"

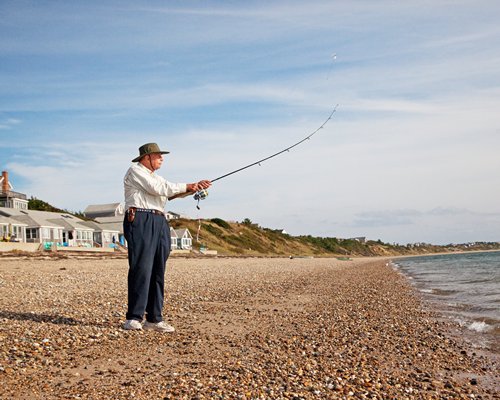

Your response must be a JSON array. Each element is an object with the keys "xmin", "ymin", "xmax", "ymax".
[{"xmin": 136, "ymin": 162, "xmax": 155, "ymax": 174}]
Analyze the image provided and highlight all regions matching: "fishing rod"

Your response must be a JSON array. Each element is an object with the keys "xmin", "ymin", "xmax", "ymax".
[
  {"xmin": 211, "ymin": 105, "xmax": 338, "ymax": 184},
  {"xmin": 188, "ymin": 105, "xmax": 339, "ymax": 208}
]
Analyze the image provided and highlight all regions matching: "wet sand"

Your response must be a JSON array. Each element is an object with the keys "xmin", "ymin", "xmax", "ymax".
[{"xmin": 0, "ymin": 257, "xmax": 498, "ymax": 399}]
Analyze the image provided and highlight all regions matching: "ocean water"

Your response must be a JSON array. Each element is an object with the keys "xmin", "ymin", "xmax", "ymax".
[{"xmin": 392, "ymin": 251, "xmax": 500, "ymax": 352}]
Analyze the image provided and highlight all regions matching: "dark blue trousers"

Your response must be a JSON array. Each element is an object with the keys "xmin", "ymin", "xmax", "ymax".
[{"xmin": 123, "ymin": 211, "xmax": 171, "ymax": 322}]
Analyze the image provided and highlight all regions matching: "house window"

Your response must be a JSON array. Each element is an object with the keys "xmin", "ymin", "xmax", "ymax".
[
  {"xmin": 13, "ymin": 226, "xmax": 22, "ymax": 236},
  {"xmin": 41, "ymin": 228, "xmax": 50, "ymax": 239},
  {"xmin": 26, "ymin": 228, "xmax": 38, "ymax": 239},
  {"xmin": 78, "ymin": 231, "xmax": 91, "ymax": 241}
]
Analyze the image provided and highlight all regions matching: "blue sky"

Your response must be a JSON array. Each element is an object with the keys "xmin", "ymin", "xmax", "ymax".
[{"xmin": 1, "ymin": 0, "xmax": 499, "ymax": 244}]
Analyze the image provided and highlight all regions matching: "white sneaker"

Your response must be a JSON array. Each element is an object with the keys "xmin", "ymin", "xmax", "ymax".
[
  {"xmin": 124, "ymin": 319, "xmax": 143, "ymax": 330},
  {"xmin": 143, "ymin": 321, "xmax": 175, "ymax": 333}
]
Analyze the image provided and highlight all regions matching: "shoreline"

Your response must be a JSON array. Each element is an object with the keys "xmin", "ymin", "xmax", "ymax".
[
  {"xmin": 1, "ymin": 247, "xmax": 500, "ymax": 260},
  {"xmin": 389, "ymin": 254, "xmax": 500, "ymax": 363},
  {"xmin": 0, "ymin": 257, "xmax": 498, "ymax": 398}
]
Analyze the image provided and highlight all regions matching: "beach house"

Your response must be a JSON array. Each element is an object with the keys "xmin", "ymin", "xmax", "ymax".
[
  {"xmin": 78, "ymin": 220, "xmax": 120, "ymax": 248},
  {"xmin": 84, "ymin": 202, "xmax": 126, "ymax": 246},
  {"xmin": 83, "ymin": 202, "xmax": 194, "ymax": 249},
  {"xmin": 0, "ymin": 207, "xmax": 95, "ymax": 247},
  {"xmin": 0, "ymin": 214, "xmax": 27, "ymax": 242},
  {"xmin": 174, "ymin": 228, "xmax": 193, "ymax": 250},
  {"xmin": 0, "ymin": 171, "xmax": 28, "ymax": 210},
  {"xmin": 93, "ymin": 216, "xmax": 126, "ymax": 246}
]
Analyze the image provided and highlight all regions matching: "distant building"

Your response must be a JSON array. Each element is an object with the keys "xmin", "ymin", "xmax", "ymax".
[
  {"xmin": 79, "ymin": 220, "xmax": 121, "ymax": 248},
  {"xmin": 94, "ymin": 216, "xmax": 126, "ymax": 246},
  {"xmin": 0, "ymin": 214, "xmax": 27, "ymax": 241},
  {"xmin": 90, "ymin": 216, "xmax": 191, "ymax": 250},
  {"xmin": 350, "ymin": 237, "xmax": 367, "ymax": 243},
  {"xmin": 166, "ymin": 211, "xmax": 181, "ymax": 220},
  {"xmin": 84, "ymin": 203, "xmax": 124, "ymax": 219},
  {"xmin": 84, "ymin": 202, "xmax": 190, "ymax": 221},
  {"xmin": 0, "ymin": 171, "xmax": 28, "ymax": 210},
  {"xmin": 174, "ymin": 228, "xmax": 193, "ymax": 250},
  {"xmin": 166, "ymin": 211, "xmax": 191, "ymax": 220},
  {"xmin": 170, "ymin": 228, "xmax": 179, "ymax": 250},
  {"xmin": 0, "ymin": 207, "xmax": 95, "ymax": 246}
]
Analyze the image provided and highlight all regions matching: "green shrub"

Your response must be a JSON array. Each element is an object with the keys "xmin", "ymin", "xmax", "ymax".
[
  {"xmin": 202, "ymin": 223, "xmax": 223, "ymax": 236},
  {"xmin": 210, "ymin": 218, "xmax": 231, "ymax": 229}
]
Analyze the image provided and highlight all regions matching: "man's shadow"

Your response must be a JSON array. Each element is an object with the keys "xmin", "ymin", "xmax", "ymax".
[{"xmin": 0, "ymin": 310, "xmax": 82, "ymax": 325}]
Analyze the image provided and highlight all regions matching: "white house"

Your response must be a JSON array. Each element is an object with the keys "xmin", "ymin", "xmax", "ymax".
[
  {"xmin": 166, "ymin": 211, "xmax": 191, "ymax": 220},
  {"xmin": 0, "ymin": 207, "xmax": 94, "ymax": 247},
  {"xmin": 166, "ymin": 211, "xmax": 180, "ymax": 220},
  {"xmin": 0, "ymin": 171, "xmax": 28, "ymax": 210},
  {"xmin": 0, "ymin": 208, "xmax": 64, "ymax": 244},
  {"xmin": 79, "ymin": 220, "xmax": 120, "ymax": 248},
  {"xmin": 94, "ymin": 216, "xmax": 126, "ymax": 246},
  {"xmin": 170, "ymin": 228, "xmax": 179, "ymax": 249},
  {"xmin": 174, "ymin": 228, "xmax": 193, "ymax": 250},
  {"xmin": 0, "ymin": 215, "xmax": 27, "ymax": 242}
]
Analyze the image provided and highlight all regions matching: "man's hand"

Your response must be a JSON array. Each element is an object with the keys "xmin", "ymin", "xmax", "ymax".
[
  {"xmin": 186, "ymin": 180, "xmax": 212, "ymax": 193},
  {"xmin": 168, "ymin": 180, "xmax": 212, "ymax": 201}
]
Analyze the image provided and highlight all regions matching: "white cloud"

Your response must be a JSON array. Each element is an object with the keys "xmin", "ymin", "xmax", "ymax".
[
  {"xmin": 0, "ymin": 117, "xmax": 21, "ymax": 129},
  {"xmin": 1, "ymin": 0, "xmax": 500, "ymax": 244}
]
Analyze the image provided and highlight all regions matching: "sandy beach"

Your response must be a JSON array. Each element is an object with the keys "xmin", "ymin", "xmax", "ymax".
[{"xmin": 0, "ymin": 256, "xmax": 497, "ymax": 399}]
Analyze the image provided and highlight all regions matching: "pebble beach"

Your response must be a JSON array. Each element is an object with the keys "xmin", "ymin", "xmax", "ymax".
[{"xmin": 0, "ymin": 256, "xmax": 498, "ymax": 399}]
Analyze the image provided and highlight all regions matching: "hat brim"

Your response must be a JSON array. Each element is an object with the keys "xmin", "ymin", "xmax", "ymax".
[{"xmin": 132, "ymin": 150, "xmax": 170, "ymax": 163}]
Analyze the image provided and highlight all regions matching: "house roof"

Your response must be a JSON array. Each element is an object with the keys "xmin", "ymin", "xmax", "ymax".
[
  {"xmin": 0, "ymin": 206, "xmax": 175, "ymax": 236},
  {"xmin": 0, "ymin": 207, "xmax": 91, "ymax": 230},
  {"xmin": 95, "ymin": 216, "xmax": 124, "ymax": 223},
  {"xmin": 95, "ymin": 221, "xmax": 123, "ymax": 233},
  {"xmin": 0, "ymin": 215, "xmax": 28, "ymax": 226},
  {"xmin": 84, "ymin": 203, "xmax": 122, "ymax": 214},
  {"xmin": 0, "ymin": 208, "xmax": 64, "ymax": 228},
  {"xmin": 174, "ymin": 228, "xmax": 192, "ymax": 238},
  {"xmin": 79, "ymin": 220, "xmax": 120, "ymax": 233},
  {"xmin": 46, "ymin": 218, "xmax": 94, "ymax": 231}
]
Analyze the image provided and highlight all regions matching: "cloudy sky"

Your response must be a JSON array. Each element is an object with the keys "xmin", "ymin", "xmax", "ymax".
[{"xmin": 1, "ymin": 1, "xmax": 499, "ymax": 245}]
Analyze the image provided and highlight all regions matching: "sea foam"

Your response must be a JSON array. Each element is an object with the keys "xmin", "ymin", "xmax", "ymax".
[{"xmin": 468, "ymin": 321, "xmax": 491, "ymax": 333}]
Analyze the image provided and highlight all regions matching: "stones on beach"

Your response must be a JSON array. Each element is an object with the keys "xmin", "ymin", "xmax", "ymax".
[{"xmin": 0, "ymin": 257, "xmax": 498, "ymax": 398}]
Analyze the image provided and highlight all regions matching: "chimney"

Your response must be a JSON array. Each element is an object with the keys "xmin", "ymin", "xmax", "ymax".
[{"xmin": 2, "ymin": 171, "xmax": 9, "ymax": 193}]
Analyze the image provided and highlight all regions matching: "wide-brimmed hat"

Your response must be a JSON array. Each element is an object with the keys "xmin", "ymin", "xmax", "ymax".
[{"xmin": 132, "ymin": 143, "xmax": 170, "ymax": 162}]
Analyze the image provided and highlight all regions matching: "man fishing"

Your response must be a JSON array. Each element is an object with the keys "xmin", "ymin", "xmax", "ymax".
[{"xmin": 123, "ymin": 142, "xmax": 211, "ymax": 332}]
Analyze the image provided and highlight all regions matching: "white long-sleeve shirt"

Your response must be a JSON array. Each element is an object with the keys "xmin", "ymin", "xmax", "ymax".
[{"xmin": 124, "ymin": 163, "xmax": 187, "ymax": 212}]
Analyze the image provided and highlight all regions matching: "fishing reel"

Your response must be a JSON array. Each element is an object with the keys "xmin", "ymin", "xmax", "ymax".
[{"xmin": 194, "ymin": 189, "xmax": 209, "ymax": 209}]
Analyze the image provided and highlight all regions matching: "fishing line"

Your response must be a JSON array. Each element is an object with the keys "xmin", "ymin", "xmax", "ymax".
[
  {"xmin": 192, "ymin": 105, "xmax": 339, "ymax": 209},
  {"xmin": 326, "ymin": 53, "xmax": 337, "ymax": 80}
]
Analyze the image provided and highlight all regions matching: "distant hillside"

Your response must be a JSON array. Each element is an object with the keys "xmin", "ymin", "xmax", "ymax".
[
  {"xmin": 170, "ymin": 217, "xmax": 500, "ymax": 257},
  {"xmin": 26, "ymin": 197, "xmax": 500, "ymax": 257}
]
